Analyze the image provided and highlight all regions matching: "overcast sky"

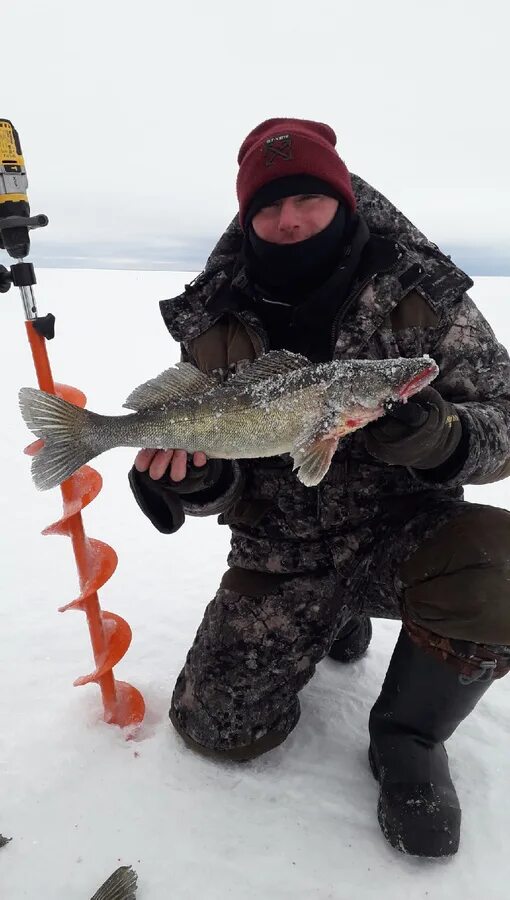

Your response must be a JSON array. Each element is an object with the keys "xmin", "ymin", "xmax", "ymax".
[{"xmin": 2, "ymin": 0, "xmax": 509, "ymax": 272}]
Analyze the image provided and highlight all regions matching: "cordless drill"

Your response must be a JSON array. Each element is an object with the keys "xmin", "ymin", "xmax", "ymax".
[{"xmin": 0, "ymin": 118, "xmax": 31, "ymax": 259}]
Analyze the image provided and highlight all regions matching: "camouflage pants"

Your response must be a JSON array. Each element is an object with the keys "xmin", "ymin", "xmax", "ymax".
[{"xmin": 170, "ymin": 501, "xmax": 510, "ymax": 758}]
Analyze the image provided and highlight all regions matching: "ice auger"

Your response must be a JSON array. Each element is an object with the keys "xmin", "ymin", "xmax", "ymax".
[{"xmin": 0, "ymin": 119, "xmax": 145, "ymax": 729}]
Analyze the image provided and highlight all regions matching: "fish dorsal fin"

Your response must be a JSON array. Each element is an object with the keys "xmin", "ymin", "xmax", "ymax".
[
  {"xmin": 229, "ymin": 350, "xmax": 312, "ymax": 386},
  {"xmin": 123, "ymin": 363, "xmax": 215, "ymax": 411}
]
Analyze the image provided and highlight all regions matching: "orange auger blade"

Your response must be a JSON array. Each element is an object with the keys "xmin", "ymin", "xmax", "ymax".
[{"xmin": 23, "ymin": 320, "xmax": 145, "ymax": 731}]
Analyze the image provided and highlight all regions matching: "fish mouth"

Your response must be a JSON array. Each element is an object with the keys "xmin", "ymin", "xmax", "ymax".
[{"xmin": 397, "ymin": 363, "xmax": 438, "ymax": 401}]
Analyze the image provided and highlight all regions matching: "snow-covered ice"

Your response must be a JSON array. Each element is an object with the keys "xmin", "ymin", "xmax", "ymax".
[{"xmin": 1, "ymin": 269, "xmax": 509, "ymax": 898}]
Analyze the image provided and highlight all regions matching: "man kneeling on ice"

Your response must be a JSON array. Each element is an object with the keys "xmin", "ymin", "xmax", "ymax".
[{"xmin": 129, "ymin": 118, "xmax": 510, "ymax": 858}]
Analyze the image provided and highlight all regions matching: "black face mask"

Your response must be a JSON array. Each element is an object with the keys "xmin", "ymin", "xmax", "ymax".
[{"xmin": 245, "ymin": 204, "xmax": 351, "ymax": 296}]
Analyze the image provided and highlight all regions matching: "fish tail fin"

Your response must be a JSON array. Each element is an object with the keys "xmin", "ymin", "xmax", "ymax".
[
  {"xmin": 19, "ymin": 387, "xmax": 98, "ymax": 491},
  {"xmin": 90, "ymin": 865, "xmax": 138, "ymax": 900}
]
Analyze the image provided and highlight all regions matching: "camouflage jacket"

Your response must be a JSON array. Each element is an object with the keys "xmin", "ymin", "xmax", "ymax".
[{"xmin": 159, "ymin": 176, "xmax": 510, "ymax": 572}]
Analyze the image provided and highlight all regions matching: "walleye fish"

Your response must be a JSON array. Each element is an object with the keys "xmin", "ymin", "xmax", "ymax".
[
  {"xmin": 90, "ymin": 865, "xmax": 137, "ymax": 899},
  {"xmin": 19, "ymin": 350, "xmax": 438, "ymax": 492}
]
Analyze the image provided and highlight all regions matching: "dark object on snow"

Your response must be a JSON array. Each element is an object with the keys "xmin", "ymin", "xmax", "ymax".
[
  {"xmin": 0, "ymin": 834, "xmax": 12, "ymax": 848},
  {"xmin": 328, "ymin": 614, "xmax": 372, "ymax": 662},
  {"xmin": 90, "ymin": 865, "xmax": 138, "ymax": 900},
  {"xmin": 369, "ymin": 627, "xmax": 494, "ymax": 857}
]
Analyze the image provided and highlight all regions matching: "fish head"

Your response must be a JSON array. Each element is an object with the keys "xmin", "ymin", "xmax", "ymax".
[{"xmin": 326, "ymin": 356, "xmax": 439, "ymax": 434}]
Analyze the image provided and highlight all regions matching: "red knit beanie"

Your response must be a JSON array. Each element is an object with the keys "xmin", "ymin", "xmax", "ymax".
[{"xmin": 236, "ymin": 117, "xmax": 356, "ymax": 229}]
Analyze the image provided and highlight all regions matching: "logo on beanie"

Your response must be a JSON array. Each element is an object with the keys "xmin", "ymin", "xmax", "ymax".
[{"xmin": 264, "ymin": 134, "xmax": 293, "ymax": 167}]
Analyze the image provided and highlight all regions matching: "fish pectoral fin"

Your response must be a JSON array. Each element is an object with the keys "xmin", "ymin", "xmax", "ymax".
[
  {"xmin": 228, "ymin": 349, "xmax": 312, "ymax": 386},
  {"xmin": 292, "ymin": 435, "xmax": 339, "ymax": 487},
  {"xmin": 123, "ymin": 363, "xmax": 215, "ymax": 411}
]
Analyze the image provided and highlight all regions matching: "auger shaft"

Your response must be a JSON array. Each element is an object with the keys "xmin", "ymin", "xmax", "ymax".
[
  {"xmin": 2, "ymin": 117, "xmax": 145, "ymax": 730},
  {"xmin": 25, "ymin": 322, "xmax": 120, "ymax": 717}
]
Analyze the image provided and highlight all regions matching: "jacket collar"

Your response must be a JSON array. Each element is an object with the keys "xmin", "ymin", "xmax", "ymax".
[
  {"xmin": 160, "ymin": 230, "xmax": 469, "ymax": 356},
  {"xmin": 160, "ymin": 176, "xmax": 473, "ymax": 348},
  {"xmin": 207, "ymin": 224, "xmax": 404, "ymax": 325}
]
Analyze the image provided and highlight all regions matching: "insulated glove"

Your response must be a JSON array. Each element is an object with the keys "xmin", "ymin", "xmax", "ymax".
[
  {"xmin": 128, "ymin": 457, "xmax": 226, "ymax": 534},
  {"xmin": 364, "ymin": 386, "xmax": 463, "ymax": 470}
]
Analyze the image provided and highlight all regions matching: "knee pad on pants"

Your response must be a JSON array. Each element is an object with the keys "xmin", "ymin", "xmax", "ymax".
[{"xmin": 400, "ymin": 506, "xmax": 510, "ymax": 644}]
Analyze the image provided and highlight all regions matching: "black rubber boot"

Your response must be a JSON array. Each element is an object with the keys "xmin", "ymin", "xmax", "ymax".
[
  {"xmin": 328, "ymin": 614, "xmax": 372, "ymax": 663},
  {"xmin": 369, "ymin": 627, "xmax": 494, "ymax": 857}
]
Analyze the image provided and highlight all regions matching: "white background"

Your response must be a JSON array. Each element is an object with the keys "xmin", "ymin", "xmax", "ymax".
[{"xmin": 2, "ymin": 0, "xmax": 509, "ymax": 260}]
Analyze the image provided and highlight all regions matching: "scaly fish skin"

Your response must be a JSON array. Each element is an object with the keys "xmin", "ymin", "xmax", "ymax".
[{"xmin": 19, "ymin": 350, "xmax": 439, "ymax": 491}]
